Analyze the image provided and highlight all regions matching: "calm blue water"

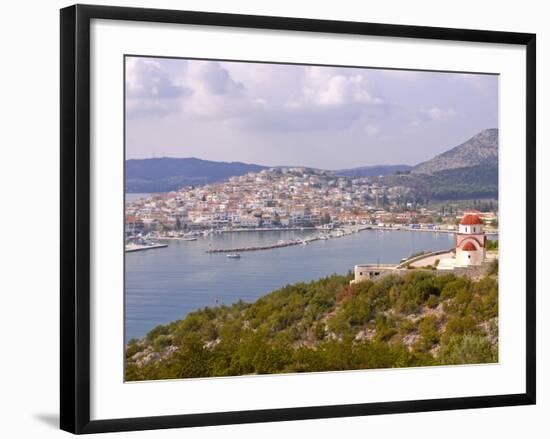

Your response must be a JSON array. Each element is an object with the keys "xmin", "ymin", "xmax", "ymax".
[{"xmin": 125, "ymin": 229, "xmax": 454, "ymax": 341}]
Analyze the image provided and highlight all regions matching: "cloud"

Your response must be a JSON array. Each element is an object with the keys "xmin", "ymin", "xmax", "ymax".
[
  {"xmin": 126, "ymin": 58, "xmax": 190, "ymax": 117},
  {"xmin": 420, "ymin": 107, "xmax": 456, "ymax": 121},
  {"xmin": 406, "ymin": 107, "xmax": 457, "ymax": 131},
  {"xmin": 128, "ymin": 61, "xmax": 387, "ymax": 132},
  {"xmin": 366, "ymin": 124, "xmax": 379, "ymax": 135},
  {"xmin": 126, "ymin": 58, "xmax": 253, "ymax": 120},
  {"xmin": 453, "ymin": 73, "xmax": 498, "ymax": 95},
  {"xmin": 185, "ymin": 62, "xmax": 245, "ymax": 97},
  {"xmin": 128, "ymin": 59, "xmax": 482, "ymax": 138},
  {"xmin": 249, "ymin": 66, "xmax": 385, "ymax": 131},
  {"xmin": 127, "ymin": 59, "xmax": 499, "ymax": 168},
  {"xmin": 286, "ymin": 67, "xmax": 383, "ymax": 109}
]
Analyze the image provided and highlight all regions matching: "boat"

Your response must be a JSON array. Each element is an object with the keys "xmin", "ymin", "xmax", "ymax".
[
  {"xmin": 182, "ymin": 237, "xmax": 197, "ymax": 241},
  {"xmin": 226, "ymin": 253, "xmax": 241, "ymax": 259}
]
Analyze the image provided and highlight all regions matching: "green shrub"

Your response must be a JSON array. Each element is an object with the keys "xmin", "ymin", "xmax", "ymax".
[
  {"xmin": 313, "ymin": 322, "xmax": 326, "ymax": 340},
  {"xmin": 152, "ymin": 334, "xmax": 171, "ymax": 352},
  {"xmin": 442, "ymin": 315, "xmax": 478, "ymax": 343},
  {"xmin": 426, "ymin": 294, "xmax": 439, "ymax": 309},
  {"xmin": 439, "ymin": 334, "xmax": 497, "ymax": 365},
  {"xmin": 126, "ymin": 269, "xmax": 499, "ymax": 381},
  {"xmin": 487, "ymin": 259, "xmax": 499, "ymax": 276},
  {"xmin": 417, "ymin": 316, "xmax": 440, "ymax": 351}
]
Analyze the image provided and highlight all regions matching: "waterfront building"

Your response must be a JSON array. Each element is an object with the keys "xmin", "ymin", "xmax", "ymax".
[
  {"xmin": 352, "ymin": 213, "xmax": 494, "ymax": 284},
  {"xmin": 455, "ymin": 214, "xmax": 486, "ymax": 267}
]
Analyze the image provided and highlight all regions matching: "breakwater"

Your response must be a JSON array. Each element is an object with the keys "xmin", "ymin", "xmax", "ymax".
[
  {"xmin": 126, "ymin": 243, "xmax": 168, "ymax": 252},
  {"xmin": 206, "ymin": 236, "xmax": 320, "ymax": 253}
]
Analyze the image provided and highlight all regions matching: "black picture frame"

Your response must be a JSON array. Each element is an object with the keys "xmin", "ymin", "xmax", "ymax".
[{"xmin": 60, "ymin": 4, "xmax": 536, "ymax": 434}]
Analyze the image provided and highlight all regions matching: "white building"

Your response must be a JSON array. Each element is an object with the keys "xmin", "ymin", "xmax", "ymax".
[{"xmin": 455, "ymin": 214, "xmax": 486, "ymax": 266}]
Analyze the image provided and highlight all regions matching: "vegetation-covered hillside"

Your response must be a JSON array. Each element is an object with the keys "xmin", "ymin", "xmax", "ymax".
[
  {"xmin": 427, "ymin": 164, "xmax": 498, "ymax": 200},
  {"xmin": 334, "ymin": 164, "xmax": 413, "ymax": 178},
  {"xmin": 126, "ymin": 266, "xmax": 498, "ymax": 381},
  {"xmin": 381, "ymin": 163, "xmax": 498, "ymax": 201}
]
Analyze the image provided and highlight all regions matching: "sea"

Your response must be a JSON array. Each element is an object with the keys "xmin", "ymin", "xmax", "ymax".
[{"xmin": 125, "ymin": 228, "xmax": 455, "ymax": 342}]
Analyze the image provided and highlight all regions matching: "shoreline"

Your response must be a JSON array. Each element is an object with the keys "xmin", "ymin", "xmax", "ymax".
[
  {"xmin": 127, "ymin": 225, "xmax": 498, "ymax": 255},
  {"xmin": 157, "ymin": 226, "xmax": 317, "ymax": 240},
  {"xmin": 125, "ymin": 227, "xmax": 496, "ymax": 342},
  {"xmin": 154, "ymin": 224, "xmax": 498, "ymax": 240}
]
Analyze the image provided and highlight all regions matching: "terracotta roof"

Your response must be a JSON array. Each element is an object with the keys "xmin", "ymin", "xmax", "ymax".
[
  {"xmin": 462, "ymin": 241, "xmax": 477, "ymax": 251},
  {"xmin": 460, "ymin": 214, "xmax": 483, "ymax": 225}
]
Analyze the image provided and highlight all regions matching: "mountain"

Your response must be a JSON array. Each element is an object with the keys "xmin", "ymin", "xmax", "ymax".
[
  {"xmin": 125, "ymin": 157, "xmax": 267, "ymax": 193},
  {"xmin": 334, "ymin": 164, "xmax": 413, "ymax": 177},
  {"xmin": 125, "ymin": 128, "xmax": 498, "ymax": 196},
  {"xmin": 412, "ymin": 128, "xmax": 498, "ymax": 175}
]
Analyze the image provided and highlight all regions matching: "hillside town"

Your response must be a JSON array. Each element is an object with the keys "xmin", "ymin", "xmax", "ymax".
[{"xmin": 126, "ymin": 167, "xmax": 498, "ymax": 240}]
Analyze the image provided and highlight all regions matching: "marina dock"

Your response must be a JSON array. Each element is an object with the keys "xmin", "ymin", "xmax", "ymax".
[
  {"xmin": 206, "ymin": 236, "xmax": 321, "ymax": 253},
  {"xmin": 203, "ymin": 224, "xmax": 466, "ymax": 254},
  {"xmin": 126, "ymin": 243, "xmax": 168, "ymax": 252}
]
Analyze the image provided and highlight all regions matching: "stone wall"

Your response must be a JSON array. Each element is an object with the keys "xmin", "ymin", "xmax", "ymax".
[
  {"xmin": 453, "ymin": 260, "xmax": 494, "ymax": 279},
  {"xmin": 352, "ymin": 260, "xmax": 494, "ymax": 285},
  {"xmin": 395, "ymin": 248, "xmax": 454, "ymax": 269}
]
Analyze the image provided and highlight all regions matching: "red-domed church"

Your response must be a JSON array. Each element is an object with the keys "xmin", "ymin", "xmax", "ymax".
[
  {"xmin": 455, "ymin": 214, "xmax": 486, "ymax": 266},
  {"xmin": 351, "ymin": 212, "xmax": 494, "ymax": 283}
]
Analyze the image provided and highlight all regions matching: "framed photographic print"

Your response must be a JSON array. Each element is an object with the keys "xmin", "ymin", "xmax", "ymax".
[{"xmin": 60, "ymin": 4, "xmax": 536, "ymax": 434}]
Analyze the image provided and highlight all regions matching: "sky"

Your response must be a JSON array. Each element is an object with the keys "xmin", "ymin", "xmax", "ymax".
[{"xmin": 125, "ymin": 56, "xmax": 498, "ymax": 169}]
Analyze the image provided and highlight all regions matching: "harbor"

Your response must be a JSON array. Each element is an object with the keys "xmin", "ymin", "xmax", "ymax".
[
  {"xmin": 126, "ymin": 223, "xmax": 497, "ymax": 255},
  {"xmin": 205, "ymin": 225, "xmax": 366, "ymax": 253},
  {"xmin": 125, "ymin": 228, "xmax": 456, "ymax": 342}
]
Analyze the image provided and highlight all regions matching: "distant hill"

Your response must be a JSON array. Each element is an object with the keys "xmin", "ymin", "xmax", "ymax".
[
  {"xmin": 126, "ymin": 128, "xmax": 498, "ymax": 197},
  {"xmin": 125, "ymin": 157, "xmax": 267, "ymax": 193},
  {"xmin": 428, "ymin": 164, "xmax": 498, "ymax": 200},
  {"xmin": 412, "ymin": 128, "xmax": 498, "ymax": 175},
  {"xmin": 125, "ymin": 158, "xmax": 414, "ymax": 192},
  {"xmin": 381, "ymin": 163, "xmax": 498, "ymax": 201},
  {"xmin": 334, "ymin": 164, "xmax": 413, "ymax": 177}
]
